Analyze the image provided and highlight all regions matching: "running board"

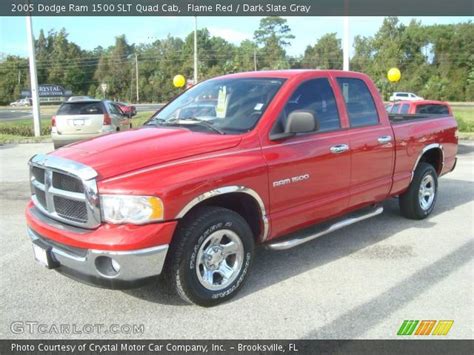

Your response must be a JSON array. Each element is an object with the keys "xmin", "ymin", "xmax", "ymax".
[{"xmin": 265, "ymin": 206, "xmax": 384, "ymax": 251}]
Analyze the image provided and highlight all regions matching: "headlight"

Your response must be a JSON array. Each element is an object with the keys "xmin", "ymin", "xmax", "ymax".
[{"xmin": 101, "ymin": 195, "xmax": 164, "ymax": 224}]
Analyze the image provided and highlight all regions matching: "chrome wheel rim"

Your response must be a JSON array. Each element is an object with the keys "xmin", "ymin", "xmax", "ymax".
[
  {"xmin": 196, "ymin": 229, "xmax": 244, "ymax": 291},
  {"xmin": 419, "ymin": 175, "xmax": 435, "ymax": 210}
]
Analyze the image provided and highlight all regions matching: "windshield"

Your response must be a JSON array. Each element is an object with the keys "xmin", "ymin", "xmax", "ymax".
[{"xmin": 147, "ymin": 78, "xmax": 285, "ymax": 134}]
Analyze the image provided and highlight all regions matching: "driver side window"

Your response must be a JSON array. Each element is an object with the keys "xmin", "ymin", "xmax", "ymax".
[{"xmin": 271, "ymin": 78, "xmax": 341, "ymax": 135}]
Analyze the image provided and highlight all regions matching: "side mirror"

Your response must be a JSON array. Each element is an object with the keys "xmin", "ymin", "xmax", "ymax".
[
  {"xmin": 270, "ymin": 110, "xmax": 319, "ymax": 140},
  {"xmin": 286, "ymin": 110, "xmax": 318, "ymax": 133}
]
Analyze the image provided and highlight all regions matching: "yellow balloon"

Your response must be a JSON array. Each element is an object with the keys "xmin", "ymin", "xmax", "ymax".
[
  {"xmin": 387, "ymin": 68, "xmax": 401, "ymax": 82},
  {"xmin": 173, "ymin": 75, "xmax": 186, "ymax": 88}
]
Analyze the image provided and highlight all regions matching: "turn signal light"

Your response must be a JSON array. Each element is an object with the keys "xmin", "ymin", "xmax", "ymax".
[{"xmin": 51, "ymin": 116, "xmax": 56, "ymax": 127}]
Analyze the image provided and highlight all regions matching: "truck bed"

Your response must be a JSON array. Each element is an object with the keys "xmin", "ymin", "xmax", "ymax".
[
  {"xmin": 389, "ymin": 113, "xmax": 451, "ymax": 124},
  {"xmin": 388, "ymin": 114, "xmax": 458, "ymax": 196}
]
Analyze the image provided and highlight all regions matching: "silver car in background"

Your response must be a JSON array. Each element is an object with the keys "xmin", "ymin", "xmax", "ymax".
[{"xmin": 51, "ymin": 100, "xmax": 132, "ymax": 149}]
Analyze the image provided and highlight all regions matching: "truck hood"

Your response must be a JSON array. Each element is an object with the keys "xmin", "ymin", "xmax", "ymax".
[{"xmin": 51, "ymin": 127, "xmax": 242, "ymax": 179}]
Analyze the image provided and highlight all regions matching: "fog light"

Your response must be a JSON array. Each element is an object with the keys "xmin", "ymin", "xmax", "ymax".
[
  {"xmin": 95, "ymin": 256, "xmax": 120, "ymax": 278},
  {"xmin": 111, "ymin": 258, "xmax": 121, "ymax": 273}
]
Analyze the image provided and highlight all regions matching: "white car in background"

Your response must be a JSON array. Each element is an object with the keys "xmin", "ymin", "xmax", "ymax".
[
  {"xmin": 9, "ymin": 98, "xmax": 31, "ymax": 107},
  {"xmin": 389, "ymin": 92, "xmax": 424, "ymax": 101},
  {"xmin": 51, "ymin": 99, "xmax": 132, "ymax": 149}
]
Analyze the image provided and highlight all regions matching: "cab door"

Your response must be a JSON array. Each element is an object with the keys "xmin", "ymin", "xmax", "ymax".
[
  {"xmin": 333, "ymin": 75, "xmax": 394, "ymax": 208},
  {"xmin": 261, "ymin": 75, "xmax": 351, "ymax": 238}
]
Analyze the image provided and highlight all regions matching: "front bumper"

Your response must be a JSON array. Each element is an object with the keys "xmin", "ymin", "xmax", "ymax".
[{"xmin": 28, "ymin": 227, "xmax": 169, "ymax": 289}]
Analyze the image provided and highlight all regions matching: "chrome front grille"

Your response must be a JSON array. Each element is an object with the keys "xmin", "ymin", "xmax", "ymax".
[
  {"xmin": 29, "ymin": 154, "xmax": 101, "ymax": 229},
  {"xmin": 54, "ymin": 196, "xmax": 88, "ymax": 223},
  {"xmin": 53, "ymin": 172, "xmax": 85, "ymax": 193},
  {"xmin": 31, "ymin": 166, "xmax": 45, "ymax": 184}
]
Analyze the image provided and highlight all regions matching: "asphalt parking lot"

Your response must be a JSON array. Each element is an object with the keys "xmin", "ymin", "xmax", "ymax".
[{"xmin": 0, "ymin": 142, "xmax": 472, "ymax": 339}]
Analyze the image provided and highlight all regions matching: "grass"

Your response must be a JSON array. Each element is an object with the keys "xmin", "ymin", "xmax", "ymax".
[
  {"xmin": 0, "ymin": 111, "xmax": 155, "ymax": 144},
  {"xmin": 452, "ymin": 107, "xmax": 474, "ymax": 139},
  {"xmin": 452, "ymin": 107, "xmax": 474, "ymax": 131},
  {"xmin": 0, "ymin": 133, "xmax": 52, "ymax": 144},
  {"xmin": 0, "ymin": 106, "xmax": 472, "ymax": 143}
]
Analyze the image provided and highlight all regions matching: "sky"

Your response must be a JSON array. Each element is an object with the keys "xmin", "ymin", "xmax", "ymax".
[{"xmin": 0, "ymin": 16, "xmax": 472, "ymax": 58}]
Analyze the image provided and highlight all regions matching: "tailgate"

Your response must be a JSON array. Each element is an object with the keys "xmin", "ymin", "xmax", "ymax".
[
  {"xmin": 56, "ymin": 114, "xmax": 104, "ymax": 134},
  {"xmin": 55, "ymin": 101, "xmax": 105, "ymax": 135}
]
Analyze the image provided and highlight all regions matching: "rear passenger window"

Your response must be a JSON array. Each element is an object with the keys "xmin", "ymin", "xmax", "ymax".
[
  {"xmin": 272, "ymin": 78, "xmax": 341, "ymax": 134},
  {"xmin": 337, "ymin": 78, "xmax": 379, "ymax": 127},
  {"xmin": 400, "ymin": 104, "xmax": 410, "ymax": 114},
  {"xmin": 57, "ymin": 102, "xmax": 104, "ymax": 115},
  {"xmin": 416, "ymin": 104, "xmax": 449, "ymax": 115}
]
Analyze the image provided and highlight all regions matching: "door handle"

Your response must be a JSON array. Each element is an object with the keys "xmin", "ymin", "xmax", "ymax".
[
  {"xmin": 330, "ymin": 144, "xmax": 350, "ymax": 154},
  {"xmin": 378, "ymin": 135, "xmax": 392, "ymax": 144}
]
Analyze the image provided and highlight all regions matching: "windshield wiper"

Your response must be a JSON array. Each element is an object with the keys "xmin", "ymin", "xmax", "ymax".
[{"xmin": 162, "ymin": 117, "xmax": 226, "ymax": 135}]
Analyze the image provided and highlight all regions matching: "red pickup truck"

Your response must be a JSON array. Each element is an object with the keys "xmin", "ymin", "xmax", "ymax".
[
  {"xmin": 387, "ymin": 99, "xmax": 453, "ymax": 115},
  {"xmin": 26, "ymin": 70, "xmax": 457, "ymax": 306}
]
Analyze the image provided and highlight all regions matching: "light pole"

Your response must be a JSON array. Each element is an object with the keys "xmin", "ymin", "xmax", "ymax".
[
  {"xmin": 26, "ymin": 15, "xmax": 41, "ymax": 137},
  {"xmin": 253, "ymin": 48, "xmax": 257, "ymax": 71},
  {"xmin": 135, "ymin": 53, "xmax": 139, "ymax": 103},
  {"xmin": 128, "ymin": 54, "xmax": 139, "ymax": 103},
  {"xmin": 194, "ymin": 16, "xmax": 198, "ymax": 84},
  {"xmin": 343, "ymin": 16, "xmax": 350, "ymax": 71}
]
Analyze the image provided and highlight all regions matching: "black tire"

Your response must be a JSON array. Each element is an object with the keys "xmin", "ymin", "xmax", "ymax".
[
  {"xmin": 164, "ymin": 206, "xmax": 255, "ymax": 307},
  {"xmin": 399, "ymin": 162, "xmax": 438, "ymax": 220}
]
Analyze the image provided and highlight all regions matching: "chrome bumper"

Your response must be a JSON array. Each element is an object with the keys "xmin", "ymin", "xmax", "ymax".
[{"xmin": 27, "ymin": 228, "xmax": 169, "ymax": 288}]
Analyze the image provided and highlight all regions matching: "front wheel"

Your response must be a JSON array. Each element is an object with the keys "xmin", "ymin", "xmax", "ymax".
[
  {"xmin": 399, "ymin": 162, "xmax": 438, "ymax": 219},
  {"xmin": 164, "ymin": 206, "xmax": 255, "ymax": 307}
]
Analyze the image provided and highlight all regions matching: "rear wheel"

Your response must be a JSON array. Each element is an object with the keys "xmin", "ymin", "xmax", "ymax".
[
  {"xmin": 164, "ymin": 206, "xmax": 254, "ymax": 307},
  {"xmin": 399, "ymin": 162, "xmax": 438, "ymax": 219}
]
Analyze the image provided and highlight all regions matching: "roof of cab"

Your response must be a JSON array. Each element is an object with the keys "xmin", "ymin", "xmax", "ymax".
[{"xmin": 211, "ymin": 69, "xmax": 365, "ymax": 80}]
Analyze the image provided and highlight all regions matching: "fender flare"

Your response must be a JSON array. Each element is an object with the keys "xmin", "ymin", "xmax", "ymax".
[
  {"xmin": 175, "ymin": 185, "xmax": 269, "ymax": 242},
  {"xmin": 410, "ymin": 143, "xmax": 444, "ymax": 181}
]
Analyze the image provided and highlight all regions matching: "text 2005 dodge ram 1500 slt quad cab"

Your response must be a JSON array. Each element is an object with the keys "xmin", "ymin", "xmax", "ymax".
[{"xmin": 25, "ymin": 70, "xmax": 458, "ymax": 306}]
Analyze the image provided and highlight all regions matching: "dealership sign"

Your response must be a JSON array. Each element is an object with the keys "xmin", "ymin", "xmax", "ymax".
[{"xmin": 21, "ymin": 85, "xmax": 72, "ymax": 97}]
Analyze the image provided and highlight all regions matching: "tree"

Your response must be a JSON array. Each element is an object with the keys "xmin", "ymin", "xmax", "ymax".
[
  {"xmin": 233, "ymin": 40, "xmax": 258, "ymax": 71},
  {"xmin": 139, "ymin": 36, "xmax": 185, "ymax": 102},
  {"xmin": 254, "ymin": 17, "xmax": 294, "ymax": 69},
  {"xmin": 302, "ymin": 33, "xmax": 342, "ymax": 69},
  {"xmin": 351, "ymin": 35, "xmax": 374, "ymax": 73},
  {"xmin": 94, "ymin": 35, "xmax": 132, "ymax": 99},
  {"xmin": 0, "ymin": 55, "xmax": 28, "ymax": 104},
  {"xmin": 1, "ymin": 18, "xmax": 473, "ymax": 104}
]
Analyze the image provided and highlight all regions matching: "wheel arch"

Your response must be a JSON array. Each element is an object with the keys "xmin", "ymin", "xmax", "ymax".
[
  {"xmin": 175, "ymin": 186, "xmax": 269, "ymax": 243},
  {"xmin": 411, "ymin": 143, "xmax": 444, "ymax": 180}
]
